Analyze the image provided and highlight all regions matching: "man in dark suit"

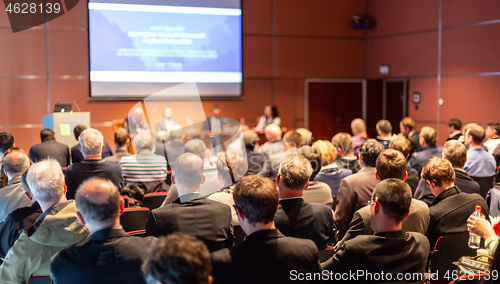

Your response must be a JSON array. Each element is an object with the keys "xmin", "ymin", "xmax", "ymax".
[
  {"xmin": 146, "ymin": 153, "xmax": 234, "ymax": 252},
  {"xmin": 274, "ymin": 154, "xmax": 333, "ymax": 250},
  {"xmin": 400, "ymin": 117, "xmax": 420, "ymax": 156},
  {"xmin": 408, "ymin": 126, "xmax": 443, "ymax": 176},
  {"xmin": 71, "ymin": 125, "xmax": 113, "ymax": 164},
  {"xmin": 414, "ymin": 140, "xmax": 480, "ymax": 206},
  {"xmin": 50, "ymin": 178, "xmax": 156, "ymax": 284},
  {"xmin": 65, "ymin": 128, "xmax": 123, "ymax": 199},
  {"xmin": 389, "ymin": 136, "xmax": 419, "ymax": 193},
  {"xmin": 322, "ymin": 179, "xmax": 430, "ymax": 284},
  {"xmin": 202, "ymin": 104, "xmax": 228, "ymax": 151},
  {"xmin": 211, "ymin": 175, "xmax": 321, "ymax": 284},
  {"xmin": 104, "ymin": 128, "xmax": 130, "ymax": 164},
  {"xmin": 422, "ymin": 157, "xmax": 488, "ymax": 248},
  {"xmin": 29, "ymin": 129, "xmax": 70, "ymax": 167},
  {"xmin": 155, "ymin": 127, "xmax": 184, "ymax": 166}
]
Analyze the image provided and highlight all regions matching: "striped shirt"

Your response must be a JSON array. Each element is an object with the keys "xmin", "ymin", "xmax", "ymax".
[{"xmin": 119, "ymin": 154, "xmax": 167, "ymax": 183}]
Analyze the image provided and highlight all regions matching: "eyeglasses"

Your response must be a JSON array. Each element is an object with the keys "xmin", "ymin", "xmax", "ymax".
[{"xmin": 368, "ymin": 198, "xmax": 375, "ymax": 206}]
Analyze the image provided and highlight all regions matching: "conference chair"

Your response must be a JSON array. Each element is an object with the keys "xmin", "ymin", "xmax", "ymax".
[
  {"xmin": 319, "ymin": 246, "xmax": 335, "ymax": 263},
  {"xmin": 120, "ymin": 207, "xmax": 150, "ymax": 233},
  {"xmin": 428, "ymin": 232, "xmax": 476, "ymax": 277},
  {"xmin": 120, "ymin": 196, "xmax": 130, "ymax": 208},
  {"xmin": 142, "ymin": 192, "xmax": 168, "ymax": 210},
  {"xmin": 471, "ymin": 175, "xmax": 494, "ymax": 198},
  {"xmin": 27, "ymin": 276, "xmax": 51, "ymax": 284}
]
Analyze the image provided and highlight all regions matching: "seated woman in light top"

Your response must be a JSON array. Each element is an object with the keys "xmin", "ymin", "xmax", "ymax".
[{"xmin": 254, "ymin": 104, "xmax": 281, "ymax": 132}]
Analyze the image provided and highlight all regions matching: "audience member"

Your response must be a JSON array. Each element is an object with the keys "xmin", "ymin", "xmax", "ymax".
[
  {"xmin": 65, "ymin": 128, "xmax": 124, "ymax": 199},
  {"xmin": 259, "ymin": 124, "xmax": 285, "ymax": 155},
  {"xmin": 71, "ymin": 125, "xmax": 113, "ymax": 164},
  {"xmin": 485, "ymin": 122, "xmax": 500, "ymax": 154},
  {"xmin": 243, "ymin": 130, "xmax": 268, "ymax": 175},
  {"xmin": 155, "ymin": 127, "xmax": 185, "ymax": 166},
  {"xmin": 143, "ymin": 233, "xmax": 212, "ymax": 284},
  {"xmin": 332, "ymin": 132, "xmax": 360, "ymax": 173},
  {"xmin": 0, "ymin": 159, "xmax": 89, "ymax": 282},
  {"xmin": 337, "ymin": 149, "xmax": 429, "ymax": 248},
  {"xmin": 267, "ymin": 130, "xmax": 303, "ymax": 181},
  {"xmin": 254, "ymin": 104, "xmax": 281, "ymax": 131},
  {"xmin": 414, "ymin": 140, "xmax": 480, "ymax": 206},
  {"xmin": 312, "ymin": 140, "xmax": 351, "ymax": 200},
  {"xmin": 29, "ymin": 128, "xmax": 70, "ymax": 167},
  {"xmin": 322, "ymin": 179, "xmax": 430, "ymax": 283},
  {"xmin": 389, "ymin": 136, "xmax": 419, "ymax": 192},
  {"xmin": 123, "ymin": 106, "xmax": 146, "ymax": 134},
  {"xmin": 408, "ymin": 126, "xmax": 442, "ymax": 175},
  {"xmin": 0, "ymin": 132, "xmax": 15, "ymax": 159},
  {"xmin": 156, "ymin": 107, "xmax": 178, "ymax": 133},
  {"xmin": 298, "ymin": 146, "xmax": 333, "ymax": 207},
  {"xmin": 422, "ymin": 157, "xmax": 488, "ymax": 247},
  {"xmin": 119, "ymin": 132, "xmax": 167, "ymax": 183},
  {"xmin": 400, "ymin": 117, "xmax": 420, "ymax": 155},
  {"xmin": 351, "ymin": 118, "xmax": 368, "ymax": 156},
  {"xmin": 446, "ymin": 118, "xmax": 463, "ymax": 141},
  {"xmin": 376, "ymin": 119, "xmax": 396, "ymax": 149},
  {"xmin": 274, "ymin": 154, "xmax": 334, "ymax": 250},
  {"xmin": 104, "ymin": 128, "xmax": 130, "ymax": 164},
  {"xmin": 296, "ymin": 128, "xmax": 313, "ymax": 146},
  {"xmin": 51, "ymin": 178, "xmax": 156, "ymax": 284},
  {"xmin": 333, "ymin": 139, "xmax": 384, "ymax": 236},
  {"xmin": 211, "ymin": 175, "xmax": 321, "ymax": 284},
  {"xmin": 146, "ymin": 153, "xmax": 234, "ymax": 252}
]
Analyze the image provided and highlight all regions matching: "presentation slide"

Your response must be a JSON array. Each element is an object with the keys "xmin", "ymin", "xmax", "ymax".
[{"xmin": 88, "ymin": 1, "xmax": 242, "ymax": 99}]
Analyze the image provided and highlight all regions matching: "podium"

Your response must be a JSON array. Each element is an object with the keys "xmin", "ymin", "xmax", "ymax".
[{"xmin": 42, "ymin": 112, "xmax": 91, "ymax": 149}]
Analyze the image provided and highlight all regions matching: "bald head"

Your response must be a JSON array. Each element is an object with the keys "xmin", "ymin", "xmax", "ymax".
[
  {"xmin": 3, "ymin": 151, "xmax": 29, "ymax": 179},
  {"xmin": 76, "ymin": 178, "xmax": 120, "ymax": 230},
  {"xmin": 184, "ymin": 139, "xmax": 208, "ymax": 161},
  {"xmin": 351, "ymin": 118, "xmax": 367, "ymax": 135},
  {"xmin": 264, "ymin": 124, "xmax": 282, "ymax": 142}
]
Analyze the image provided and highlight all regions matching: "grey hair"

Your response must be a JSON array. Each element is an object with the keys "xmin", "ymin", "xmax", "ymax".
[
  {"xmin": 278, "ymin": 154, "xmax": 313, "ymax": 190},
  {"xmin": 133, "ymin": 132, "xmax": 155, "ymax": 152},
  {"xmin": 3, "ymin": 152, "xmax": 29, "ymax": 175},
  {"xmin": 79, "ymin": 128, "xmax": 103, "ymax": 157},
  {"xmin": 26, "ymin": 159, "xmax": 64, "ymax": 202}
]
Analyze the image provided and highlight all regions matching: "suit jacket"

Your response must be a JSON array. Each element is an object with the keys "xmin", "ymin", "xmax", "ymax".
[
  {"xmin": 322, "ymin": 230, "xmax": 430, "ymax": 284},
  {"xmin": 333, "ymin": 166, "xmax": 379, "ymax": 232},
  {"xmin": 336, "ymin": 199, "xmax": 429, "ymax": 248},
  {"xmin": 65, "ymin": 159, "xmax": 124, "ymax": 199},
  {"xmin": 29, "ymin": 140, "xmax": 70, "ymax": 167},
  {"xmin": 104, "ymin": 149, "xmax": 130, "ymax": 164},
  {"xmin": 0, "ymin": 177, "xmax": 33, "ymax": 223},
  {"xmin": 406, "ymin": 168, "xmax": 420, "ymax": 194},
  {"xmin": 408, "ymin": 131, "xmax": 421, "ymax": 156},
  {"xmin": 274, "ymin": 198, "xmax": 333, "ymax": 250},
  {"xmin": 302, "ymin": 181, "xmax": 334, "ymax": 208},
  {"xmin": 156, "ymin": 118, "xmax": 178, "ymax": 133},
  {"xmin": 51, "ymin": 227, "xmax": 156, "ymax": 284},
  {"xmin": 408, "ymin": 145, "xmax": 443, "ymax": 176},
  {"xmin": 71, "ymin": 141, "xmax": 113, "ymax": 164},
  {"xmin": 146, "ymin": 193, "xmax": 234, "ymax": 252},
  {"xmin": 211, "ymin": 229, "xmax": 321, "ymax": 284},
  {"xmin": 426, "ymin": 186, "xmax": 489, "ymax": 248}
]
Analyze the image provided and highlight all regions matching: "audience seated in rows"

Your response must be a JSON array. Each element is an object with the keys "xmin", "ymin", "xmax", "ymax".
[
  {"xmin": 407, "ymin": 126, "xmax": 442, "ymax": 176},
  {"xmin": 29, "ymin": 129, "xmax": 70, "ymax": 167},
  {"xmin": 298, "ymin": 146, "xmax": 333, "ymax": 208},
  {"xmin": 0, "ymin": 159, "xmax": 89, "ymax": 282},
  {"xmin": 104, "ymin": 128, "xmax": 130, "ymax": 164},
  {"xmin": 274, "ymin": 154, "xmax": 334, "ymax": 250},
  {"xmin": 376, "ymin": 119, "xmax": 396, "ymax": 149},
  {"xmin": 65, "ymin": 128, "xmax": 123, "ymax": 199},
  {"xmin": 389, "ymin": 136, "xmax": 419, "ymax": 192},
  {"xmin": 211, "ymin": 175, "xmax": 321, "ymax": 284},
  {"xmin": 51, "ymin": 178, "xmax": 156, "ymax": 284},
  {"xmin": 332, "ymin": 132, "xmax": 360, "ymax": 174},
  {"xmin": 350, "ymin": 118, "xmax": 368, "ymax": 156},
  {"xmin": 71, "ymin": 125, "xmax": 113, "ymax": 164},
  {"xmin": 400, "ymin": 117, "xmax": 420, "ymax": 156}
]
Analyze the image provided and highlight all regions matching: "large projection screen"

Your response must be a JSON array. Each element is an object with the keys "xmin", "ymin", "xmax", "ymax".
[{"xmin": 88, "ymin": 0, "xmax": 242, "ymax": 99}]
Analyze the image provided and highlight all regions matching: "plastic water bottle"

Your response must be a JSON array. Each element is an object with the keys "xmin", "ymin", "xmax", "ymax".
[{"xmin": 468, "ymin": 205, "xmax": 483, "ymax": 249}]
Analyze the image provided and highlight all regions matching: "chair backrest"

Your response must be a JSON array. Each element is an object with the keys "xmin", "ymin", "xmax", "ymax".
[
  {"xmin": 431, "ymin": 232, "xmax": 477, "ymax": 274},
  {"xmin": 120, "ymin": 207, "xmax": 150, "ymax": 233},
  {"xmin": 126, "ymin": 229, "xmax": 146, "ymax": 237},
  {"xmin": 471, "ymin": 175, "xmax": 494, "ymax": 198},
  {"xmin": 319, "ymin": 246, "xmax": 335, "ymax": 263},
  {"xmin": 120, "ymin": 196, "xmax": 130, "ymax": 208},
  {"xmin": 142, "ymin": 192, "xmax": 168, "ymax": 210},
  {"xmin": 28, "ymin": 276, "xmax": 52, "ymax": 284}
]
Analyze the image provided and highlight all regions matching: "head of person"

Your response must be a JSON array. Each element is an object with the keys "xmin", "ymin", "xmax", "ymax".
[
  {"xmin": 295, "ymin": 128, "xmax": 312, "ymax": 146},
  {"xmin": 277, "ymin": 154, "xmax": 313, "ymax": 193},
  {"xmin": 169, "ymin": 126, "xmax": 184, "ymax": 141},
  {"xmin": 419, "ymin": 126, "xmax": 437, "ymax": 147},
  {"xmin": 79, "ymin": 128, "xmax": 104, "ymax": 159},
  {"xmin": 132, "ymin": 132, "xmax": 154, "ymax": 153},
  {"xmin": 370, "ymin": 179, "xmax": 412, "ymax": 227},
  {"xmin": 243, "ymin": 130, "xmax": 259, "ymax": 151},
  {"xmin": 375, "ymin": 149, "xmax": 407, "ymax": 181},
  {"xmin": 399, "ymin": 117, "xmax": 416, "ymax": 136},
  {"xmin": 73, "ymin": 124, "xmax": 87, "ymax": 141},
  {"xmin": 26, "ymin": 159, "xmax": 65, "ymax": 210},
  {"xmin": 443, "ymin": 140, "xmax": 467, "ymax": 169},
  {"xmin": 312, "ymin": 140, "xmax": 337, "ymax": 166},
  {"xmin": 142, "ymin": 233, "xmax": 212, "ymax": 284},
  {"xmin": 211, "ymin": 104, "xmax": 221, "ymax": 117},
  {"xmin": 3, "ymin": 150, "xmax": 30, "ymax": 180},
  {"xmin": 283, "ymin": 131, "xmax": 303, "ymax": 150},
  {"xmin": 389, "ymin": 136, "xmax": 412, "ymax": 159},
  {"xmin": 332, "ymin": 132, "xmax": 353, "ymax": 157},
  {"xmin": 359, "ymin": 139, "xmax": 385, "ymax": 168},
  {"xmin": 447, "ymin": 118, "xmax": 462, "ymax": 133},
  {"xmin": 486, "ymin": 122, "xmax": 500, "ymax": 140},
  {"xmin": 114, "ymin": 128, "xmax": 130, "ymax": 148},
  {"xmin": 299, "ymin": 146, "xmax": 322, "ymax": 180},
  {"xmin": 421, "ymin": 157, "xmax": 455, "ymax": 196},
  {"xmin": 163, "ymin": 107, "xmax": 173, "ymax": 119},
  {"xmin": 131, "ymin": 106, "xmax": 144, "ymax": 120},
  {"xmin": 172, "ymin": 153, "xmax": 205, "ymax": 193},
  {"xmin": 40, "ymin": 128, "xmax": 55, "ymax": 142},
  {"xmin": 264, "ymin": 124, "xmax": 282, "ymax": 142},
  {"xmin": 462, "ymin": 123, "xmax": 474, "ymax": 136},
  {"xmin": 264, "ymin": 104, "xmax": 278, "ymax": 118},
  {"xmin": 233, "ymin": 175, "xmax": 279, "ymax": 228},
  {"xmin": 376, "ymin": 120, "xmax": 392, "ymax": 136},
  {"xmin": 184, "ymin": 139, "xmax": 208, "ymax": 162},
  {"xmin": 464, "ymin": 123, "xmax": 485, "ymax": 146},
  {"xmin": 216, "ymin": 152, "xmax": 247, "ymax": 186},
  {"xmin": 0, "ymin": 132, "xmax": 15, "ymax": 157},
  {"xmin": 75, "ymin": 178, "xmax": 122, "ymax": 232},
  {"xmin": 351, "ymin": 118, "xmax": 367, "ymax": 136}
]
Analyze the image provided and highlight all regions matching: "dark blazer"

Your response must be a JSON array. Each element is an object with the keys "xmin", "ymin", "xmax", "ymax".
[
  {"xmin": 408, "ymin": 131, "xmax": 421, "ymax": 156},
  {"xmin": 71, "ymin": 141, "xmax": 113, "ymax": 164},
  {"xmin": 65, "ymin": 160, "xmax": 124, "ymax": 199},
  {"xmin": 154, "ymin": 140, "xmax": 184, "ymax": 165},
  {"xmin": 407, "ymin": 145, "xmax": 443, "ymax": 176},
  {"xmin": 406, "ymin": 168, "xmax": 420, "ymax": 194},
  {"xmin": 274, "ymin": 198, "xmax": 333, "ymax": 250},
  {"xmin": 426, "ymin": 186, "xmax": 488, "ymax": 248},
  {"xmin": 146, "ymin": 193, "xmax": 234, "ymax": 252},
  {"xmin": 104, "ymin": 149, "xmax": 130, "ymax": 164},
  {"xmin": 414, "ymin": 168, "xmax": 481, "ymax": 206},
  {"xmin": 50, "ymin": 227, "xmax": 156, "ymax": 284},
  {"xmin": 29, "ymin": 140, "xmax": 70, "ymax": 167},
  {"xmin": 447, "ymin": 132, "xmax": 462, "ymax": 141},
  {"xmin": 322, "ymin": 230, "xmax": 430, "ymax": 284},
  {"xmin": 211, "ymin": 229, "xmax": 321, "ymax": 284}
]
